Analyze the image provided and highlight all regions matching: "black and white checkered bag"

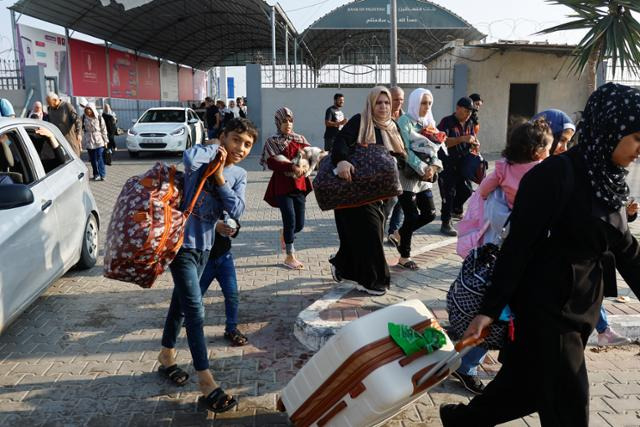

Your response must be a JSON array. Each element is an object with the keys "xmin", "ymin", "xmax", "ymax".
[{"xmin": 446, "ymin": 242, "xmax": 508, "ymax": 350}]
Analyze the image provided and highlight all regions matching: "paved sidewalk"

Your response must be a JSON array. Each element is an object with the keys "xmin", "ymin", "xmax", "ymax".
[{"xmin": 0, "ymin": 152, "xmax": 639, "ymax": 426}]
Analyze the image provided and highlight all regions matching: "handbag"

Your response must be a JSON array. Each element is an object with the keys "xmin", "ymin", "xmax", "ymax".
[
  {"xmin": 460, "ymin": 151, "xmax": 488, "ymax": 184},
  {"xmin": 313, "ymin": 144, "xmax": 402, "ymax": 211},
  {"xmin": 447, "ymin": 240, "xmax": 509, "ymax": 350},
  {"xmin": 103, "ymin": 156, "xmax": 222, "ymax": 288},
  {"xmin": 103, "ymin": 148, "xmax": 112, "ymax": 166}
]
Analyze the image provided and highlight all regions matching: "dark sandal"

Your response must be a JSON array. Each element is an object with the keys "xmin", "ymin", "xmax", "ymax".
[
  {"xmin": 224, "ymin": 330, "xmax": 249, "ymax": 346},
  {"xmin": 397, "ymin": 260, "xmax": 419, "ymax": 270},
  {"xmin": 159, "ymin": 364, "xmax": 189, "ymax": 386},
  {"xmin": 200, "ymin": 387, "xmax": 238, "ymax": 413}
]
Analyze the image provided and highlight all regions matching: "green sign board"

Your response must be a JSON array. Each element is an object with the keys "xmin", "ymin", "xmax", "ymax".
[{"xmin": 309, "ymin": 0, "xmax": 470, "ymax": 30}]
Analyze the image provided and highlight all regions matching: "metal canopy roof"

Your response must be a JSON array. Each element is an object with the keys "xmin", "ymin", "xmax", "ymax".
[
  {"xmin": 301, "ymin": 0, "xmax": 484, "ymax": 67},
  {"xmin": 10, "ymin": 0, "xmax": 311, "ymax": 69}
]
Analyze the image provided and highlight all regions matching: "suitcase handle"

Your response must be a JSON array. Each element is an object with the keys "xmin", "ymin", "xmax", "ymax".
[
  {"xmin": 411, "ymin": 328, "xmax": 490, "ymax": 395},
  {"xmin": 454, "ymin": 328, "xmax": 490, "ymax": 352}
]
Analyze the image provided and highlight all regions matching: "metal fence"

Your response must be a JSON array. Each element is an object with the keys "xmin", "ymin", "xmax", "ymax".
[
  {"xmin": 0, "ymin": 59, "xmax": 24, "ymax": 90},
  {"xmin": 606, "ymin": 63, "xmax": 640, "ymax": 88},
  {"xmin": 261, "ymin": 58, "xmax": 454, "ymax": 88}
]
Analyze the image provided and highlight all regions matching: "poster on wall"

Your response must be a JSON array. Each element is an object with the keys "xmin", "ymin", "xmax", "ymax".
[
  {"xmin": 160, "ymin": 62, "xmax": 178, "ymax": 101},
  {"xmin": 16, "ymin": 24, "xmax": 69, "ymax": 94},
  {"xmin": 178, "ymin": 66, "xmax": 193, "ymax": 102},
  {"xmin": 193, "ymin": 70, "xmax": 207, "ymax": 102},
  {"xmin": 108, "ymin": 49, "xmax": 137, "ymax": 98},
  {"xmin": 69, "ymin": 39, "xmax": 108, "ymax": 97},
  {"xmin": 137, "ymin": 56, "xmax": 160, "ymax": 100}
]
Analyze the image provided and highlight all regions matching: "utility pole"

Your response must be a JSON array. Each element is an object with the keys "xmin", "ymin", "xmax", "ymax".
[
  {"xmin": 389, "ymin": 0, "xmax": 398, "ymax": 86},
  {"xmin": 271, "ymin": 6, "xmax": 276, "ymax": 88}
]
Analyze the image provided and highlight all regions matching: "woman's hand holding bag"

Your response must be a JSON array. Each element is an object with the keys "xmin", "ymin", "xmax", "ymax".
[{"xmin": 337, "ymin": 160, "xmax": 355, "ymax": 182}]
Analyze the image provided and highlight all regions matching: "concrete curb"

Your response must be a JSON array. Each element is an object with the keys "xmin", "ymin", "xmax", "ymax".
[
  {"xmin": 293, "ymin": 282, "xmax": 354, "ymax": 352},
  {"xmin": 294, "ymin": 237, "xmax": 458, "ymax": 352}
]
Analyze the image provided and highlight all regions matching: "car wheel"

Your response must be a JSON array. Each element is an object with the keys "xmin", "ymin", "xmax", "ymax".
[
  {"xmin": 128, "ymin": 150, "xmax": 139, "ymax": 158},
  {"xmin": 77, "ymin": 214, "xmax": 98, "ymax": 270}
]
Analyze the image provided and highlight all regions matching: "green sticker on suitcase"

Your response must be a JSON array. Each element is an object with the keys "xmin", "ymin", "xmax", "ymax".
[{"xmin": 388, "ymin": 322, "xmax": 446, "ymax": 356}]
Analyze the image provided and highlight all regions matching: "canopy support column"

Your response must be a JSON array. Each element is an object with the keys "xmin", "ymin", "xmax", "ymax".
[{"xmin": 390, "ymin": 0, "xmax": 398, "ymax": 86}]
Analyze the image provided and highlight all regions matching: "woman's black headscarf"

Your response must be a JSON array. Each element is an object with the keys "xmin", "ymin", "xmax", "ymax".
[{"xmin": 579, "ymin": 82, "xmax": 640, "ymax": 211}]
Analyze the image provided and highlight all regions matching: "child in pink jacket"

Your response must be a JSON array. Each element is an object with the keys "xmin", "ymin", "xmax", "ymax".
[
  {"xmin": 456, "ymin": 118, "xmax": 553, "ymax": 258},
  {"xmin": 478, "ymin": 118, "xmax": 554, "ymax": 208}
]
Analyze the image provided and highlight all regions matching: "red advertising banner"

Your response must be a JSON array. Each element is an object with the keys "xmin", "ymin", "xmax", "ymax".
[
  {"xmin": 193, "ymin": 70, "xmax": 207, "ymax": 101},
  {"xmin": 69, "ymin": 38, "xmax": 107, "ymax": 97},
  {"xmin": 178, "ymin": 66, "xmax": 193, "ymax": 101},
  {"xmin": 137, "ymin": 56, "xmax": 160, "ymax": 100},
  {"xmin": 109, "ymin": 49, "xmax": 137, "ymax": 99}
]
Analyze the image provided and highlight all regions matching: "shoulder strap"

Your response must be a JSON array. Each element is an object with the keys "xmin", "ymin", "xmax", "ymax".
[{"xmin": 183, "ymin": 154, "xmax": 223, "ymax": 218}]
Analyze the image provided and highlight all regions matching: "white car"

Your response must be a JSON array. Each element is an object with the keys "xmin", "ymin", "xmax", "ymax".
[
  {"xmin": 0, "ymin": 118, "xmax": 100, "ymax": 333},
  {"xmin": 126, "ymin": 107, "xmax": 205, "ymax": 157}
]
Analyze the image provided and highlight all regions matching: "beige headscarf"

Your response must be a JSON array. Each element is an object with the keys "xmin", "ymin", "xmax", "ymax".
[{"xmin": 358, "ymin": 86, "xmax": 406, "ymax": 156}]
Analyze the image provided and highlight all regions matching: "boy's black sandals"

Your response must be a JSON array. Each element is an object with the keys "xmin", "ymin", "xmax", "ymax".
[
  {"xmin": 199, "ymin": 387, "xmax": 238, "ymax": 413},
  {"xmin": 224, "ymin": 330, "xmax": 248, "ymax": 346},
  {"xmin": 158, "ymin": 364, "xmax": 189, "ymax": 386}
]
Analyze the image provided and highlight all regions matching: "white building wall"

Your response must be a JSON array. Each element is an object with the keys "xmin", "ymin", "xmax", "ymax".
[
  {"xmin": 259, "ymin": 86, "xmax": 453, "ymax": 149},
  {"xmin": 437, "ymin": 47, "xmax": 590, "ymax": 153}
]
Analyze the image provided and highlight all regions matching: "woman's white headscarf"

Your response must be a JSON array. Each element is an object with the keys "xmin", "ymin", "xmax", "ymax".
[{"xmin": 407, "ymin": 88, "xmax": 435, "ymax": 128}]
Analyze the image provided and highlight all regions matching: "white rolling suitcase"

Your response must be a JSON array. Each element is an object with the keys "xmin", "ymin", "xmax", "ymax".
[{"xmin": 279, "ymin": 299, "xmax": 481, "ymax": 427}]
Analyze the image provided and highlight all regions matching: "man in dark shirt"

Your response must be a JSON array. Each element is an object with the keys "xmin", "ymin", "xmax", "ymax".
[
  {"xmin": 437, "ymin": 97, "xmax": 479, "ymax": 236},
  {"xmin": 323, "ymin": 93, "xmax": 347, "ymax": 151},
  {"xmin": 205, "ymin": 97, "xmax": 220, "ymax": 140}
]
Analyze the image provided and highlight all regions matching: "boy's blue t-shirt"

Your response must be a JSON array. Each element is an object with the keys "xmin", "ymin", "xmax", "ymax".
[{"xmin": 181, "ymin": 144, "xmax": 247, "ymax": 251}]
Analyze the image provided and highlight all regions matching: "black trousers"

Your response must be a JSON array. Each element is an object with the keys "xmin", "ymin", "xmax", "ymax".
[
  {"xmin": 438, "ymin": 156, "xmax": 471, "ymax": 222},
  {"xmin": 331, "ymin": 202, "xmax": 389, "ymax": 290},
  {"xmin": 397, "ymin": 190, "xmax": 436, "ymax": 258},
  {"xmin": 449, "ymin": 324, "xmax": 589, "ymax": 427},
  {"xmin": 324, "ymin": 136, "xmax": 335, "ymax": 152}
]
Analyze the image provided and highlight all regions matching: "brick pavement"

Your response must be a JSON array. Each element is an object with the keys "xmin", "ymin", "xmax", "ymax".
[{"xmin": 1, "ymin": 151, "xmax": 640, "ymax": 426}]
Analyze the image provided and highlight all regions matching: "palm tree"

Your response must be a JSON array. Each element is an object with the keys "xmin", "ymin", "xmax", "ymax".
[{"xmin": 538, "ymin": 0, "xmax": 640, "ymax": 91}]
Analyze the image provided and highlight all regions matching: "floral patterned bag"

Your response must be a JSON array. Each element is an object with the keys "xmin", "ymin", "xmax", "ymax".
[
  {"xmin": 312, "ymin": 144, "xmax": 401, "ymax": 211},
  {"xmin": 103, "ymin": 159, "xmax": 221, "ymax": 288}
]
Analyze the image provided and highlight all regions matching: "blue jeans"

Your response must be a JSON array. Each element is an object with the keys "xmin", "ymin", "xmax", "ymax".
[
  {"xmin": 277, "ymin": 192, "xmax": 306, "ymax": 249},
  {"xmin": 596, "ymin": 305, "xmax": 609, "ymax": 334},
  {"xmin": 199, "ymin": 251, "xmax": 239, "ymax": 333},
  {"xmin": 456, "ymin": 346, "xmax": 488, "ymax": 376},
  {"xmin": 388, "ymin": 202, "xmax": 404, "ymax": 234},
  {"xmin": 161, "ymin": 247, "xmax": 210, "ymax": 371},
  {"xmin": 87, "ymin": 147, "xmax": 106, "ymax": 178},
  {"xmin": 207, "ymin": 128, "xmax": 218, "ymax": 139}
]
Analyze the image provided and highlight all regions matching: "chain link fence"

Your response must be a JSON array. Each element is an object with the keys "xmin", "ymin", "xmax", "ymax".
[{"xmin": 261, "ymin": 57, "xmax": 453, "ymax": 88}]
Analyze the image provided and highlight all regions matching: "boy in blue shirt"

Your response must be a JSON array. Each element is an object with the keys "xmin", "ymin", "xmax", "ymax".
[{"xmin": 157, "ymin": 118, "xmax": 256, "ymax": 413}]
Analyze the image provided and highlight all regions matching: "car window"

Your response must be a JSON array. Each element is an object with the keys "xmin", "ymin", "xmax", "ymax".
[
  {"xmin": 138, "ymin": 109, "xmax": 185, "ymax": 123},
  {"xmin": 24, "ymin": 127, "xmax": 70, "ymax": 175},
  {"xmin": 0, "ymin": 128, "xmax": 36, "ymax": 184}
]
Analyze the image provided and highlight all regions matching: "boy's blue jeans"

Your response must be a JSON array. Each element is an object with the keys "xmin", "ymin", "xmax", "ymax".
[
  {"xmin": 596, "ymin": 305, "xmax": 609, "ymax": 334},
  {"xmin": 161, "ymin": 247, "xmax": 210, "ymax": 371},
  {"xmin": 456, "ymin": 346, "xmax": 488, "ymax": 376},
  {"xmin": 199, "ymin": 251, "xmax": 239, "ymax": 333}
]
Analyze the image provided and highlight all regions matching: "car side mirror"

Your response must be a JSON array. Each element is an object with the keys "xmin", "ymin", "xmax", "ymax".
[
  {"xmin": 0, "ymin": 183, "xmax": 34, "ymax": 210},
  {"xmin": 188, "ymin": 118, "xmax": 199, "ymax": 124},
  {"xmin": 131, "ymin": 119, "xmax": 137, "ymax": 124}
]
